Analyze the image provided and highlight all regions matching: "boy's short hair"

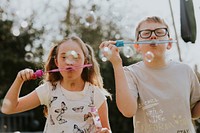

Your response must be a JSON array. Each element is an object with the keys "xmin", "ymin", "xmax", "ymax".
[{"xmin": 135, "ymin": 16, "xmax": 170, "ymax": 40}]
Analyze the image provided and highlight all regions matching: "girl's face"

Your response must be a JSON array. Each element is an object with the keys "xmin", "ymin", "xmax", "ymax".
[
  {"xmin": 55, "ymin": 40, "xmax": 85, "ymax": 80},
  {"xmin": 135, "ymin": 21, "xmax": 172, "ymax": 60}
]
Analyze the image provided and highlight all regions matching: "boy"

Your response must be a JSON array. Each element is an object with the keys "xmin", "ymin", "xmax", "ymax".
[{"xmin": 99, "ymin": 16, "xmax": 200, "ymax": 133}]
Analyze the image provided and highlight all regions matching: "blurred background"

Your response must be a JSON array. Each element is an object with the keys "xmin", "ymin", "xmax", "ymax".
[{"xmin": 0, "ymin": 0, "xmax": 200, "ymax": 132}]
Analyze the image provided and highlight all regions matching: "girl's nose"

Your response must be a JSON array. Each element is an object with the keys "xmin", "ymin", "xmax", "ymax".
[{"xmin": 65, "ymin": 59, "xmax": 74, "ymax": 65}]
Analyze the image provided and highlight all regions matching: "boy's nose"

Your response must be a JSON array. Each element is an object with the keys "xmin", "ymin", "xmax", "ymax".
[{"xmin": 150, "ymin": 32, "xmax": 157, "ymax": 40}]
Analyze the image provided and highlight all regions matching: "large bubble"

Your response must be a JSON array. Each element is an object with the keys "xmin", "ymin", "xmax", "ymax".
[{"xmin": 99, "ymin": 47, "xmax": 112, "ymax": 62}]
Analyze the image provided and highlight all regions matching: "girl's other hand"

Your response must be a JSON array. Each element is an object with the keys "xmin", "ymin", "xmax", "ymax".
[{"xmin": 17, "ymin": 68, "xmax": 35, "ymax": 82}]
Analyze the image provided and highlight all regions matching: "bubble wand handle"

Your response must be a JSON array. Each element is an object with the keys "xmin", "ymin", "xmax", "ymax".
[
  {"xmin": 115, "ymin": 40, "xmax": 177, "ymax": 47},
  {"xmin": 32, "ymin": 64, "xmax": 93, "ymax": 78},
  {"xmin": 32, "ymin": 69, "xmax": 60, "ymax": 79}
]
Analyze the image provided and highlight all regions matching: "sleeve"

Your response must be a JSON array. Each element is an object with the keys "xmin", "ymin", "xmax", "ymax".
[
  {"xmin": 124, "ymin": 66, "xmax": 139, "ymax": 98},
  {"xmin": 94, "ymin": 87, "xmax": 107, "ymax": 109},
  {"xmin": 35, "ymin": 82, "xmax": 51, "ymax": 106},
  {"xmin": 189, "ymin": 67, "xmax": 200, "ymax": 109}
]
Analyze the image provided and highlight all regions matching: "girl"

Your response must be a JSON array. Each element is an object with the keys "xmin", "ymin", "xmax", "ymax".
[{"xmin": 1, "ymin": 36, "xmax": 112, "ymax": 133}]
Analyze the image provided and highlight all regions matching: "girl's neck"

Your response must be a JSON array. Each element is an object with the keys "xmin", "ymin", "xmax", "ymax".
[{"xmin": 60, "ymin": 78, "xmax": 85, "ymax": 91}]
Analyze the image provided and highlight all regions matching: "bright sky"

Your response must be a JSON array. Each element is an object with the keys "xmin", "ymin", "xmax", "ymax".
[{"xmin": 1, "ymin": 0, "xmax": 200, "ymax": 71}]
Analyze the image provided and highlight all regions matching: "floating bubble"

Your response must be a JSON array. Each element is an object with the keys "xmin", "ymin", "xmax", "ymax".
[
  {"xmin": 3, "ymin": 124, "xmax": 7, "ymax": 129},
  {"xmin": 21, "ymin": 21, "xmax": 28, "ymax": 28},
  {"xmin": 85, "ymin": 11, "xmax": 97, "ymax": 25},
  {"xmin": 65, "ymin": 50, "xmax": 78, "ymax": 64},
  {"xmin": 14, "ymin": 131, "xmax": 21, "ymax": 133},
  {"xmin": 144, "ymin": 51, "xmax": 154, "ymax": 62},
  {"xmin": 12, "ymin": 27, "xmax": 20, "ymax": 36},
  {"xmin": 99, "ymin": 47, "xmax": 112, "ymax": 62},
  {"xmin": 123, "ymin": 46, "xmax": 134, "ymax": 58},
  {"xmin": 24, "ymin": 44, "xmax": 32, "ymax": 52},
  {"xmin": 24, "ymin": 52, "xmax": 34, "ymax": 62}
]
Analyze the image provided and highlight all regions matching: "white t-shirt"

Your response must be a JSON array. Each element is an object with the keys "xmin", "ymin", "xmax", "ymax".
[
  {"xmin": 124, "ymin": 61, "xmax": 200, "ymax": 133},
  {"xmin": 35, "ymin": 81, "xmax": 106, "ymax": 133}
]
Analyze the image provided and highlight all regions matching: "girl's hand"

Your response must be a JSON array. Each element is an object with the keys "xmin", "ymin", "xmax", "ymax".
[
  {"xmin": 100, "ymin": 128, "xmax": 112, "ymax": 133},
  {"xmin": 17, "ymin": 68, "xmax": 35, "ymax": 82}
]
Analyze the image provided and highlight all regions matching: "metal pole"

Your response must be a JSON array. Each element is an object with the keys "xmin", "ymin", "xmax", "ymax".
[{"xmin": 168, "ymin": 0, "xmax": 182, "ymax": 61}]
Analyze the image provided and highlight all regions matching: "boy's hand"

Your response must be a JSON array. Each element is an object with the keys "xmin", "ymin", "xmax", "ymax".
[{"xmin": 99, "ymin": 41, "xmax": 122, "ymax": 67}]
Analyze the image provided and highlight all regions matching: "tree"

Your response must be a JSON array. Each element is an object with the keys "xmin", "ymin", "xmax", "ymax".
[
  {"xmin": 1, "ymin": 1, "xmax": 141, "ymax": 132},
  {"xmin": 0, "ymin": 8, "xmax": 45, "ymax": 132}
]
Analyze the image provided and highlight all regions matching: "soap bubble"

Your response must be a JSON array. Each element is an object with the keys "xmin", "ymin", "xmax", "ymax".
[
  {"xmin": 24, "ymin": 52, "xmax": 34, "ymax": 62},
  {"xmin": 20, "ymin": 20, "xmax": 28, "ymax": 28},
  {"xmin": 85, "ymin": 11, "xmax": 97, "ymax": 25},
  {"xmin": 144, "ymin": 51, "xmax": 154, "ymax": 62},
  {"xmin": 11, "ymin": 27, "xmax": 20, "ymax": 36},
  {"xmin": 65, "ymin": 50, "xmax": 78, "ymax": 64},
  {"xmin": 14, "ymin": 131, "xmax": 21, "ymax": 133},
  {"xmin": 122, "ymin": 46, "xmax": 134, "ymax": 58},
  {"xmin": 99, "ymin": 47, "xmax": 112, "ymax": 62}
]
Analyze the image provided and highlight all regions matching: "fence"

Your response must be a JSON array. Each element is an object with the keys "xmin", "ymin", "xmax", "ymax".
[{"xmin": 0, "ymin": 111, "xmax": 40, "ymax": 132}]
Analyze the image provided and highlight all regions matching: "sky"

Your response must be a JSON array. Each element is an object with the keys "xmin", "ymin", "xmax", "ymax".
[{"xmin": 1, "ymin": 0, "xmax": 200, "ymax": 71}]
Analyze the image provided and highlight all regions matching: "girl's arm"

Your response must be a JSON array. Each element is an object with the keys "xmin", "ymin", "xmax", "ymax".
[
  {"xmin": 191, "ymin": 101, "xmax": 200, "ymax": 119},
  {"xmin": 1, "ymin": 68, "xmax": 40, "ymax": 114},
  {"xmin": 98, "ymin": 101, "xmax": 111, "ymax": 133}
]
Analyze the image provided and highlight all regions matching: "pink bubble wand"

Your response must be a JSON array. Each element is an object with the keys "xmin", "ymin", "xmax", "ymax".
[{"xmin": 32, "ymin": 64, "xmax": 93, "ymax": 78}]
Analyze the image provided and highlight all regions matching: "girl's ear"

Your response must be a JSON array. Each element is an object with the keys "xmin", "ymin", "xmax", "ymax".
[
  {"xmin": 134, "ymin": 44, "xmax": 141, "ymax": 52},
  {"xmin": 85, "ymin": 55, "xmax": 91, "ymax": 64},
  {"xmin": 84, "ymin": 59, "xmax": 88, "ymax": 64},
  {"xmin": 54, "ymin": 57, "xmax": 58, "ymax": 67}
]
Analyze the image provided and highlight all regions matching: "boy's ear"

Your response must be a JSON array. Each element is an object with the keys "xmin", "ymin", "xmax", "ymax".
[
  {"xmin": 134, "ymin": 44, "xmax": 140, "ymax": 52},
  {"xmin": 167, "ymin": 38, "xmax": 173, "ymax": 50}
]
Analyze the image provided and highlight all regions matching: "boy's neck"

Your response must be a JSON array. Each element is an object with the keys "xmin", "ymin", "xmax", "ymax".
[{"xmin": 144, "ymin": 58, "xmax": 168, "ymax": 69}]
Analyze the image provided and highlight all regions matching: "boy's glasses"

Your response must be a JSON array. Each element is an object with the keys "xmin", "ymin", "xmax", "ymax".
[{"xmin": 138, "ymin": 28, "xmax": 169, "ymax": 40}]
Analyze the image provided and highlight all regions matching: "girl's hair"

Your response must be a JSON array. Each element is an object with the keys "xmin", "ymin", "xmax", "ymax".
[
  {"xmin": 135, "ymin": 16, "xmax": 170, "ymax": 41},
  {"xmin": 44, "ymin": 35, "xmax": 111, "ymax": 98},
  {"xmin": 43, "ymin": 36, "xmax": 112, "ymax": 116}
]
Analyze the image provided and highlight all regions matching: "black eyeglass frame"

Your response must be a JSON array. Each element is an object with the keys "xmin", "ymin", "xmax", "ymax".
[{"xmin": 137, "ymin": 28, "xmax": 169, "ymax": 40}]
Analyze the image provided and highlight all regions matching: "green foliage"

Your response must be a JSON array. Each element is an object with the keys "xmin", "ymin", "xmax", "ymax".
[
  {"xmin": 0, "ymin": 1, "xmax": 142, "ymax": 132},
  {"xmin": 0, "ymin": 18, "xmax": 44, "ymax": 97},
  {"xmin": 0, "ymin": 9, "xmax": 45, "ymax": 131}
]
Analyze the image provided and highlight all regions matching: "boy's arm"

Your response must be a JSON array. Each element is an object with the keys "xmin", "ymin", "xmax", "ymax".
[
  {"xmin": 113, "ymin": 63, "xmax": 137, "ymax": 117},
  {"xmin": 99, "ymin": 41, "xmax": 137, "ymax": 117}
]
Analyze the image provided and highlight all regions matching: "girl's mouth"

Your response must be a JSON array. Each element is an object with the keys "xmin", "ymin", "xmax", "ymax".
[{"xmin": 66, "ymin": 67, "xmax": 74, "ymax": 71}]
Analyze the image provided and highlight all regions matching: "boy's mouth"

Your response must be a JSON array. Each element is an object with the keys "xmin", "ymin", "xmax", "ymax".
[{"xmin": 150, "ymin": 43, "xmax": 157, "ymax": 47}]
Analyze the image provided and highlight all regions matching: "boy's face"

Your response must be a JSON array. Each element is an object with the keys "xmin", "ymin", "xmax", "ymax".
[{"xmin": 135, "ymin": 21, "xmax": 172, "ymax": 59}]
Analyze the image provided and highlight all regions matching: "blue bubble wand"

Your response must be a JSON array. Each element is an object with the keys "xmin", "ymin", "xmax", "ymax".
[{"xmin": 115, "ymin": 40, "xmax": 177, "ymax": 47}]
